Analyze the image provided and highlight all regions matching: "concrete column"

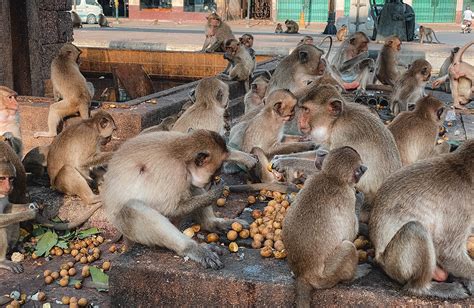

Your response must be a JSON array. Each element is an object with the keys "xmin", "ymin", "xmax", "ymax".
[
  {"xmin": 129, "ymin": 0, "xmax": 139, "ymax": 5},
  {"xmin": 404, "ymin": 0, "xmax": 412, "ymax": 5},
  {"xmin": 173, "ymin": 0, "xmax": 183, "ymax": 9},
  {"xmin": 272, "ymin": 0, "xmax": 277, "ymax": 22},
  {"xmin": 456, "ymin": 0, "xmax": 463, "ymax": 23},
  {"xmin": 335, "ymin": 0, "xmax": 344, "ymax": 18}
]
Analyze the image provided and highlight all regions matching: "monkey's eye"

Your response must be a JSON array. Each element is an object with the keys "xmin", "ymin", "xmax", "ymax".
[{"xmin": 300, "ymin": 106, "xmax": 309, "ymax": 113}]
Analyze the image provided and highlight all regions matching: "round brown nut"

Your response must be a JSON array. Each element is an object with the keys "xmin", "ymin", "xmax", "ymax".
[
  {"xmin": 251, "ymin": 209, "xmax": 262, "ymax": 219},
  {"xmin": 87, "ymin": 255, "xmax": 95, "ymax": 263},
  {"xmin": 231, "ymin": 222, "xmax": 243, "ymax": 232},
  {"xmin": 183, "ymin": 228, "xmax": 195, "ymax": 238},
  {"xmin": 68, "ymin": 267, "xmax": 77, "ymax": 276},
  {"xmin": 239, "ymin": 229, "xmax": 250, "ymax": 239},
  {"xmin": 37, "ymin": 291, "xmax": 46, "ymax": 301},
  {"xmin": 60, "ymin": 269, "xmax": 69, "ymax": 277},
  {"xmin": 260, "ymin": 246, "xmax": 273, "ymax": 258},
  {"xmin": 43, "ymin": 269, "xmax": 52, "ymax": 277},
  {"xmin": 67, "ymin": 261, "xmax": 75, "ymax": 268},
  {"xmin": 78, "ymin": 298, "xmax": 88, "ymax": 307},
  {"xmin": 55, "ymin": 248, "xmax": 64, "ymax": 256},
  {"xmin": 31, "ymin": 252, "xmax": 39, "ymax": 259},
  {"xmin": 247, "ymin": 195, "xmax": 256, "ymax": 204},
  {"xmin": 62, "ymin": 296, "xmax": 71, "ymax": 305},
  {"xmin": 70, "ymin": 296, "xmax": 78, "ymax": 303},
  {"xmin": 44, "ymin": 276, "xmax": 53, "ymax": 284},
  {"xmin": 60, "ymin": 263, "xmax": 70, "ymax": 270},
  {"xmin": 97, "ymin": 235, "xmax": 104, "ymax": 243},
  {"xmin": 227, "ymin": 230, "xmax": 238, "ymax": 241},
  {"xmin": 274, "ymin": 240, "xmax": 285, "ymax": 252},
  {"xmin": 51, "ymin": 271, "xmax": 60, "ymax": 279},
  {"xmin": 273, "ymin": 250, "xmax": 287, "ymax": 259},
  {"xmin": 74, "ymin": 281, "xmax": 82, "ymax": 289},
  {"xmin": 206, "ymin": 233, "xmax": 219, "ymax": 243},
  {"xmin": 222, "ymin": 189, "xmax": 230, "ymax": 197},
  {"xmin": 109, "ymin": 245, "xmax": 117, "ymax": 253},
  {"xmin": 253, "ymin": 234, "xmax": 264, "ymax": 243},
  {"xmin": 358, "ymin": 250, "xmax": 368, "ymax": 263},
  {"xmin": 228, "ymin": 242, "xmax": 239, "ymax": 253},
  {"xmin": 191, "ymin": 224, "xmax": 201, "ymax": 233},
  {"xmin": 251, "ymin": 240, "xmax": 262, "ymax": 249},
  {"xmin": 59, "ymin": 277, "xmax": 69, "ymax": 287},
  {"xmin": 216, "ymin": 198, "xmax": 226, "ymax": 207},
  {"xmin": 102, "ymin": 261, "xmax": 111, "ymax": 271},
  {"xmin": 263, "ymin": 239, "xmax": 274, "ymax": 248},
  {"xmin": 70, "ymin": 303, "xmax": 79, "ymax": 308}
]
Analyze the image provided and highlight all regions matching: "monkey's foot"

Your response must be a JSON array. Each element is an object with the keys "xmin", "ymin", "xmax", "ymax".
[
  {"xmin": 33, "ymin": 131, "xmax": 56, "ymax": 138},
  {"xmin": 0, "ymin": 260, "xmax": 23, "ymax": 273},
  {"xmin": 415, "ymin": 281, "xmax": 470, "ymax": 299},
  {"xmin": 184, "ymin": 243, "xmax": 223, "ymax": 270},
  {"xmin": 432, "ymin": 266, "xmax": 448, "ymax": 282}
]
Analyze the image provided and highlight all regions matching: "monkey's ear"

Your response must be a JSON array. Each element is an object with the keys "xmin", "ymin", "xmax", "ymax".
[
  {"xmin": 99, "ymin": 116, "xmax": 110, "ymax": 129},
  {"xmin": 354, "ymin": 165, "xmax": 368, "ymax": 183},
  {"xmin": 195, "ymin": 151, "xmax": 210, "ymax": 167},
  {"xmin": 349, "ymin": 37, "xmax": 356, "ymax": 45},
  {"xmin": 314, "ymin": 149, "xmax": 328, "ymax": 170},
  {"xmin": 436, "ymin": 107, "xmax": 445, "ymax": 120},
  {"xmin": 239, "ymin": 37, "xmax": 244, "ymax": 43},
  {"xmin": 216, "ymin": 89, "xmax": 223, "ymax": 102},
  {"xmin": 298, "ymin": 50, "xmax": 309, "ymax": 64},
  {"xmin": 328, "ymin": 99, "xmax": 343, "ymax": 116},
  {"xmin": 273, "ymin": 102, "xmax": 282, "ymax": 113},
  {"xmin": 421, "ymin": 67, "xmax": 429, "ymax": 75}
]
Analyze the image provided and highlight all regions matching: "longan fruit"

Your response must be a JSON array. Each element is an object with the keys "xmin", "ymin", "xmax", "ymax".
[
  {"xmin": 251, "ymin": 240, "xmax": 262, "ymax": 249},
  {"xmin": 272, "ymin": 222, "xmax": 281, "ymax": 229},
  {"xmin": 74, "ymin": 243, "xmax": 81, "ymax": 250},
  {"xmin": 80, "ymin": 248, "xmax": 87, "ymax": 254},
  {"xmin": 68, "ymin": 268, "xmax": 77, "ymax": 276},
  {"xmin": 8, "ymin": 300, "xmax": 20, "ymax": 308},
  {"xmin": 49, "ymin": 248, "xmax": 56, "ymax": 256},
  {"xmin": 354, "ymin": 238, "xmax": 366, "ymax": 249},
  {"xmin": 59, "ymin": 277, "xmax": 69, "ymax": 287},
  {"xmin": 87, "ymin": 255, "xmax": 95, "ymax": 263},
  {"xmin": 231, "ymin": 222, "xmax": 243, "ymax": 232},
  {"xmin": 62, "ymin": 296, "xmax": 71, "ymax": 305},
  {"xmin": 44, "ymin": 276, "xmax": 53, "ymax": 284},
  {"xmin": 67, "ymin": 261, "xmax": 75, "ymax": 267},
  {"xmin": 253, "ymin": 234, "xmax": 264, "ymax": 243},
  {"xmin": 43, "ymin": 269, "xmax": 52, "ymax": 277},
  {"xmin": 55, "ymin": 248, "xmax": 64, "ymax": 256},
  {"xmin": 183, "ymin": 228, "xmax": 195, "ymax": 238},
  {"xmin": 358, "ymin": 250, "xmax": 368, "ymax": 263},
  {"xmin": 265, "ymin": 232, "xmax": 274, "ymax": 241},
  {"xmin": 70, "ymin": 303, "xmax": 79, "ymax": 308},
  {"xmin": 251, "ymin": 209, "xmax": 262, "ymax": 219},
  {"xmin": 102, "ymin": 261, "xmax": 111, "ymax": 271},
  {"xmin": 31, "ymin": 252, "xmax": 39, "ymax": 259},
  {"xmin": 273, "ymin": 250, "xmax": 287, "ymax": 259},
  {"xmin": 81, "ymin": 265, "xmax": 90, "ymax": 278},
  {"xmin": 60, "ymin": 269, "xmax": 69, "ymax": 277},
  {"xmin": 109, "ymin": 245, "xmax": 117, "ymax": 253},
  {"xmin": 80, "ymin": 256, "xmax": 88, "ymax": 264},
  {"xmin": 228, "ymin": 242, "xmax": 239, "ymax": 253},
  {"xmin": 263, "ymin": 239, "xmax": 273, "ymax": 247},
  {"xmin": 227, "ymin": 230, "xmax": 238, "ymax": 241},
  {"xmin": 222, "ymin": 189, "xmax": 230, "ymax": 197},
  {"xmin": 274, "ymin": 240, "xmax": 285, "ymax": 252},
  {"xmin": 70, "ymin": 297, "xmax": 78, "ymax": 303},
  {"xmin": 51, "ymin": 271, "xmax": 60, "ymax": 279},
  {"xmin": 78, "ymin": 298, "xmax": 88, "ymax": 307},
  {"xmin": 93, "ymin": 247, "xmax": 101, "ymax": 255},
  {"xmin": 37, "ymin": 291, "xmax": 46, "ymax": 301},
  {"xmin": 206, "ymin": 233, "xmax": 219, "ymax": 243},
  {"xmin": 247, "ymin": 195, "xmax": 256, "ymax": 204},
  {"xmin": 260, "ymin": 246, "xmax": 273, "ymax": 258},
  {"xmin": 191, "ymin": 224, "xmax": 201, "ymax": 233},
  {"xmin": 239, "ymin": 229, "xmax": 250, "ymax": 239},
  {"xmin": 216, "ymin": 198, "xmax": 226, "ymax": 207},
  {"xmin": 93, "ymin": 252, "xmax": 100, "ymax": 260},
  {"xmin": 74, "ymin": 282, "xmax": 82, "ymax": 289},
  {"xmin": 281, "ymin": 200, "xmax": 289, "ymax": 208},
  {"xmin": 267, "ymin": 200, "xmax": 277, "ymax": 207}
]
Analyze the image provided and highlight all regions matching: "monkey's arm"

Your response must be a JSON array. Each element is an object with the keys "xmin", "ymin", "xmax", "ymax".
[
  {"xmin": 268, "ymin": 142, "xmax": 316, "ymax": 157},
  {"xmin": 207, "ymin": 39, "xmax": 223, "ymax": 52},
  {"xmin": 169, "ymin": 189, "xmax": 222, "ymax": 218},
  {"xmin": 432, "ymin": 74, "xmax": 449, "ymax": 88},
  {"xmin": 0, "ymin": 209, "xmax": 36, "ymax": 228},
  {"xmin": 271, "ymin": 157, "xmax": 317, "ymax": 175},
  {"xmin": 273, "ymin": 150, "xmax": 318, "ymax": 160},
  {"xmin": 82, "ymin": 152, "xmax": 114, "ymax": 169},
  {"xmin": 227, "ymin": 150, "xmax": 258, "ymax": 169}
]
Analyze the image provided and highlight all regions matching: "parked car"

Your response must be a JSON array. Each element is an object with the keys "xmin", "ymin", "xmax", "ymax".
[{"xmin": 72, "ymin": 0, "xmax": 104, "ymax": 24}]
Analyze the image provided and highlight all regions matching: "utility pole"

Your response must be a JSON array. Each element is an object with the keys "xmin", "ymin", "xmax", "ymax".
[
  {"xmin": 323, "ymin": 0, "xmax": 336, "ymax": 34},
  {"xmin": 247, "ymin": 0, "xmax": 251, "ymax": 27},
  {"xmin": 115, "ymin": 0, "xmax": 120, "ymax": 24}
]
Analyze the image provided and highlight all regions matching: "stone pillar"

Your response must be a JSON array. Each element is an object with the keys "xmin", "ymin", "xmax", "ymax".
[
  {"xmin": 272, "ymin": 0, "xmax": 277, "ymax": 22},
  {"xmin": 349, "ymin": 0, "xmax": 368, "ymax": 33},
  {"xmin": 335, "ymin": 0, "xmax": 344, "ymax": 18},
  {"xmin": 172, "ymin": 0, "xmax": 183, "ymax": 11},
  {"xmin": 456, "ymin": 0, "xmax": 464, "ymax": 23},
  {"xmin": 403, "ymin": 0, "xmax": 412, "ymax": 5}
]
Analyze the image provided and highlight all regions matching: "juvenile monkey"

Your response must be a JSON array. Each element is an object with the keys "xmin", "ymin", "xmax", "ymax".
[
  {"xmin": 47, "ymin": 111, "xmax": 116, "ymax": 212},
  {"xmin": 34, "ymin": 43, "xmax": 92, "ymax": 138},
  {"xmin": 202, "ymin": 13, "xmax": 235, "ymax": 53},
  {"xmin": 98, "ymin": 13, "xmax": 110, "ymax": 27},
  {"xmin": 220, "ymin": 39, "xmax": 255, "ymax": 91},
  {"xmin": 284, "ymin": 147, "xmax": 370, "ymax": 308},
  {"xmin": 71, "ymin": 11, "xmax": 82, "ymax": 29},
  {"xmin": 375, "ymin": 36, "xmax": 402, "ymax": 86},
  {"xmin": 297, "ymin": 36, "xmax": 314, "ymax": 46},
  {"xmin": 390, "ymin": 59, "xmax": 432, "ymax": 115},
  {"xmin": 239, "ymin": 33, "xmax": 256, "ymax": 60},
  {"xmin": 275, "ymin": 23, "xmax": 283, "ymax": 33},
  {"xmin": 0, "ymin": 87, "xmax": 22, "ymax": 157},
  {"xmin": 103, "ymin": 130, "xmax": 244, "ymax": 269},
  {"xmin": 284, "ymin": 20, "xmax": 299, "ymax": 33},
  {"xmin": 0, "ymin": 159, "xmax": 37, "ymax": 273},
  {"xmin": 336, "ymin": 25, "xmax": 348, "ymax": 42},
  {"xmin": 419, "ymin": 25, "xmax": 441, "ymax": 44},
  {"xmin": 0, "ymin": 142, "xmax": 27, "ymax": 204},
  {"xmin": 243, "ymin": 75, "xmax": 269, "ymax": 114},
  {"xmin": 369, "ymin": 140, "xmax": 474, "ymax": 299},
  {"xmin": 141, "ymin": 115, "xmax": 178, "ymax": 134},
  {"xmin": 388, "ymin": 96, "xmax": 448, "ymax": 166}
]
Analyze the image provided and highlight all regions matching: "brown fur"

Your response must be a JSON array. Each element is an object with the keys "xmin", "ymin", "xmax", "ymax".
[
  {"xmin": 297, "ymin": 84, "xmax": 401, "ymax": 212},
  {"xmin": 284, "ymin": 147, "xmax": 369, "ymax": 307},
  {"xmin": 202, "ymin": 13, "xmax": 235, "ymax": 52},
  {"xmin": 419, "ymin": 25, "xmax": 441, "ymax": 44},
  {"xmin": 275, "ymin": 23, "xmax": 283, "ymax": 33},
  {"xmin": 297, "ymin": 36, "xmax": 314, "ymax": 46},
  {"xmin": 390, "ymin": 59, "xmax": 432, "ymax": 115},
  {"xmin": 388, "ymin": 96, "xmax": 447, "ymax": 166},
  {"xmin": 336, "ymin": 25, "xmax": 348, "ymax": 42},
  {"xmin": 102, "ymin": 129, "xmax": 245, "ymax": 269},
  {"xmin": 34, "ymin": 43, "xmax": 92, "ymax": 138},
  {"xmin": 369, "ymin": 140, "xmax": 474, "ymax": 299},
  {"xmin": 243, "ymin": 75, "xmax": 269, "ymax": 114},
  {"xmin": 375, "ymin": 36, "xmax": 402, "ymax": 86},
  {"xmin": 71, "ymin": 11, "xmax": 82, "ymax": 28},
  {"xmin": 141, "ymin": 115, "xmax": 178, "ymax": 134},
  {"xmin": 221, "ymin": 39, "xmax": 255, "ymax": 89},
  {"xmin": 284, "ymin": 20, "xmax": 299, "ymax": 33},
  {"xmin": 437, "ymin": 47, "xmax": 459, "ymax": 93},
  {"xmin": 23, "ymin": 146, "xmax": 50, "ymax": 177},
  {"xmin": 0, "ymin": 142, "xmax": 27, "ymax": 204}
]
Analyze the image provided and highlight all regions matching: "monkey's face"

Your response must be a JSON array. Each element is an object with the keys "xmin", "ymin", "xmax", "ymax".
[
  {"xmin": 224, "ymin": 40, "xmax": 240, "ymax": 58},
  {"xmin": 187, "ymin": 150, "xmax": 228, "ymax": 188},
  {"xmin": 297, "ymin": 46, "xmax": 326, "ymax": 76},
  {"xmin": 411, "ymin": 60, "xmax": 432, "ymax": 82},
  {"xmin": 216, "ymin": 86, "xmax": 229, "ymax": 108},
  {"xmin": 321, "ymin": 146, "xmax": 367, "ymax": 184},
  {"xmin": 0, "ymin": 176, "xmax": 14, "ymax": 197},
  {"xmin": 254, "ymin": 82, "xmax": 268, "ymax": 98},
  {"xmin": 386, "ymin": 38, "xmax": 401, "ymax": 52},
  {"xmin": 0, "ymin": 89, "xmax": 18, "ymax": 111},
  {"xmin": 208, "ymin": 16, "xmax": 221, "ymax": 27},
  {"xmin": 95, "ymin": 112, "xmax": 117, "ymax": 144}
]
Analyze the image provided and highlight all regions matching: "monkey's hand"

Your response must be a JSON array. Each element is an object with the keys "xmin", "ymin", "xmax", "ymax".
[
  {"xmin": 271, "ymin": 157, "xmax": 315, "ymax": 178},
  {"xmin": 184, "ymin": 243, "xmax": 224, "ymax": 270}
]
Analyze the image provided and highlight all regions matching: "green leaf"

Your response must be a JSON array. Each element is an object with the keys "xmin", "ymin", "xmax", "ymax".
[
  {"xmin": 77, "ymin": 228, "xmax": 101, "ymax": 239},
  {"xmin": 34, "ymin": 231, "xmax": 58, "ymax": 257},
  {"xmin": 68, "ymin": 278, "xmax": 82, "ymax": 286},
  {"xmin": 90, "ymin": 266, "xmax": 109, "ymax": 291},
  {"xmin": 32, "ymin": 225, "xmax": 48, "ymax": 237},
  {"xmin": 56, "ymin": 240, "xmax": 69, "ymax": 249}
]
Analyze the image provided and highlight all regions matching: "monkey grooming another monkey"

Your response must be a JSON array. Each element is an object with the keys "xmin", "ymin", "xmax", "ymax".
[
  {"xmin": 46, "ymin": 111, "xmax": 116, "ymax": 229},
  {"xmin": 103, "ymin": 130, "xmax": 245, "ymax": 269},
  {"xmin": 220, "ymin": 39, "xmax": 255, "ymax": 91},
  {"xmin": 34, "ymin": 43, "xmax": 92, "ymax": 138},
  {"xmin": 388, "ymin": 96, "xmax": 448, "ymax": 166},
  {"xmin": 275, "ymin": 23, "xmax": 283, "ymax": 33},
  {"xmin": 284, "ymin": 20, "xmax": 299, "ymax": 33},
  {"xmin": 0, "ymin": 159, "xmax": 37, "ymax": 273},
  {"xmin": 369, "ymin": 140, "xmax": 474, "ymax": 299},
  {"xmin": 375, "ymin": 36, "xmax": 402, "ymax": 86},
  {"xmin": 71, "ymin": 11, "xmax": 82, "ymax": 29},
  {"xmin": 336, "ymin": 25, "xmax": 348, "ymax": 42},
  {"xmin": 390, "ymin": 59, "xmax": 432, "ymax": 116},
  {"xmin": 202, "ymin": 13, "xmax": 235, "ymax": 53},
  {"xmin": 0, "ymin": 87, "xmax": 22, "ymax": 157},
  {"xmin": 419, "ymin": 25, "xmax": 441, "ymax": 44},
  {"xmin": 284, "ymin": 147, "xmax": 370, "ymax": 308}
]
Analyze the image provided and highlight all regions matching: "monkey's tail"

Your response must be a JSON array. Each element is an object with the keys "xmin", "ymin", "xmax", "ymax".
[
  {"xmin": 295, "ymin": 276, "xmax": 313, "ymax": 308},
  {"xmin": 432, "ymin": 31, "xmax": 441, "ymax": 44},
  {"xmin": 35, "ymin": 202, "xmax": 102, "ymax": 231},
  {"xmin": 319, "ymin": 35, "xmax": 333, "ymax": 60},
  {"xmin": 453, "ymin": 40, "xmax": 474, "ymax": 64}
]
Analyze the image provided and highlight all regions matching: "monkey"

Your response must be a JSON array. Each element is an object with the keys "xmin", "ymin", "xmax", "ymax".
[
  {"xmin": 275, "ymin": 23, "xmax": 283, "ymax": 34},
  {"xmin": 0, "ymin": 159, "xmax": 37, "ymax": 273},
  {"xmin": 369, "ymin": 139, "xmax": 474, "ymax": 299},
  {"xmin": 0, "ymin": 141, "xmax": 27, "ymax": 205},
  {"xmin": 293, "ymin": 84, "xmax": 401, "ymax": 219},
  {"xmin": 388, "ymin": 96, "xmax": 449, "ymax": 166},
  {"xmin": 267, "ymin": 44, "xmax": 326, "ymax": 95},
  {"xmin": 419, "ymin": 25, "xmax": 441, "ymax": 44},
  {"xmin": 375, "ymin": 35, "xmax": 402, "ymax": 86},
  {"xmin": 239, "ymin": 33, "xmax": 255, "ymax": 60},
  {"xmin": 71, "ymin": 11, "xmax": 82, "ymax": 29},
  {"xmin": 284, "ymin": 20, "xmax": 299, "ymax": 34},
  {"xmin": 22, "ymin": 146, "xmax": 50, "ymax": 177},
  {"xmin": 437, "ymin": 47, "xmax": 459, "ymax": 93},
  {"xmin": 34, "ymin": 43, "xmax": 92, "ymax": 138},
  {"xmin": 243, "ymin": 75, "xmax": 269, "ymax": 116},
  {"xmin": 141, "ymin": 115, "xmax": 178, "ymax": 134},
  {"xmin": 389, "ymin": 59, "xmax": 432, "ymax": 116},
  {"xmin": 102, "ymin": 129, "xmax": 247, "ymax": 269},
  {"xmin": 433, "ymin": 41, "xmax": 474, "ymax": 110},
  {"xmin": 330, "ymin": 32, "xmax": 375, "ymax": 91},
  {"xmin": 297, "ymin": 36, "xmax": 314, "ymax": 46},
  {"xmin": 0, "ymin": 87, "xmax": 22, "ymax": 157},
  {"xmin": 98, "ymin": 13, "xmax": 110, "ymax": 27},
  {"xmin": 336, "ymin": 25, "xmax": 348, "ymax": 42},
  {"xmin": 283, "ymin": 147, "xmax": 370, "ymax": 308},
  {"xmin": 220, "ymin": 39, "xmax": 255, "ymax": 92},
  {"xmin": 202, "ymin": 13, "xmax": 235, "ymax": 53},
  {"xmin": 46, "ymin": 111, "xmax": 116, "ymax": 229}
]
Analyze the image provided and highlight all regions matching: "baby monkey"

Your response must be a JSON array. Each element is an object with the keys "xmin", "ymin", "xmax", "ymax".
[
  {"xmin": 275, "ymin": 23, "xmax": 283, "ymax": 33},
  {"xmin": 284, "ymin": 147, "xmax": 370, "ymax": 308}
]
